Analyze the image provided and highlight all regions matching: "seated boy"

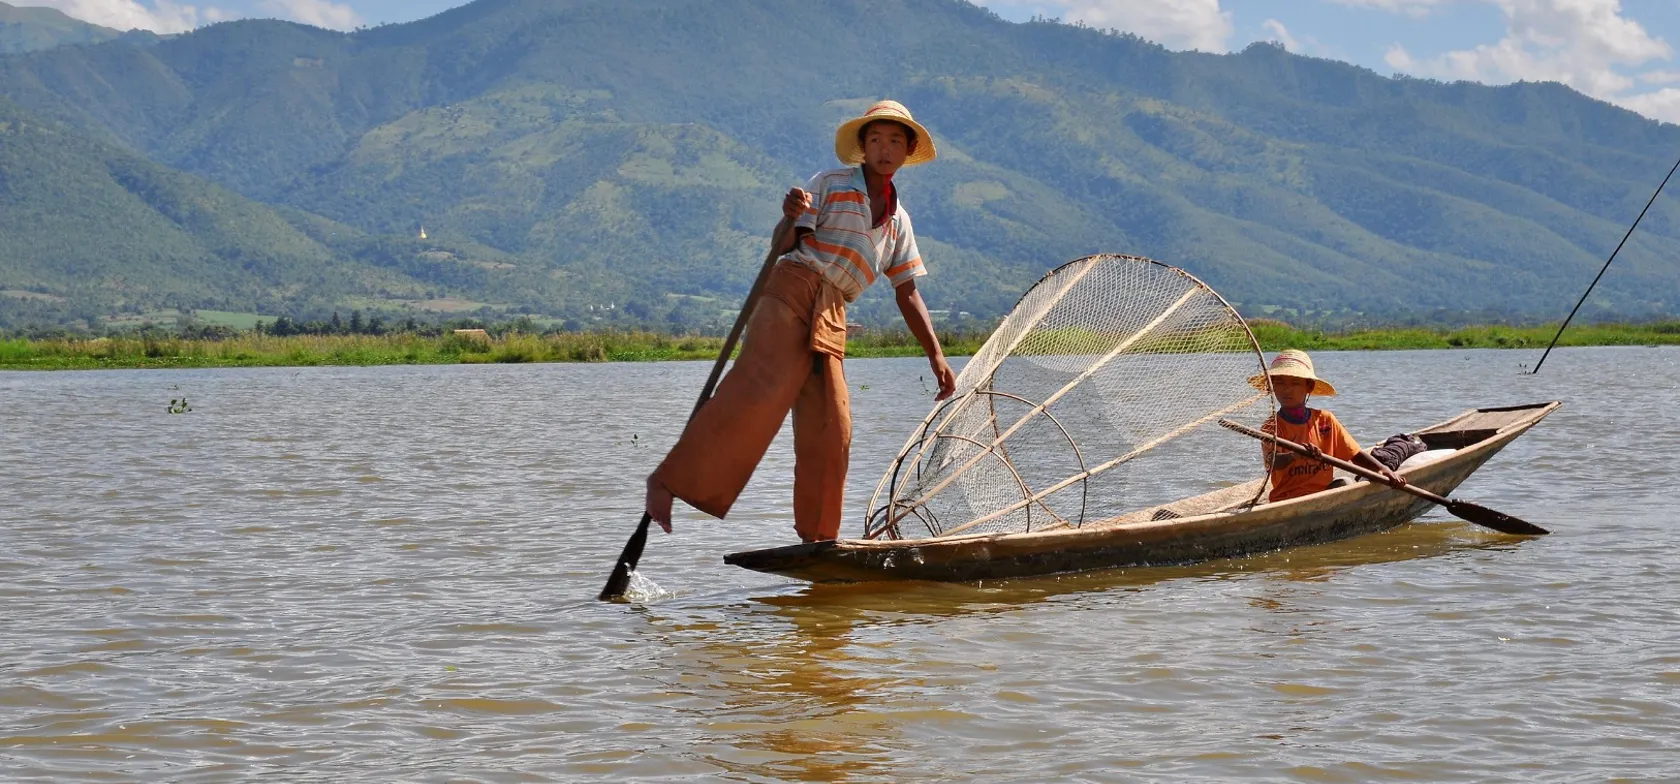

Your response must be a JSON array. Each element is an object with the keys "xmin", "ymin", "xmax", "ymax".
[{"xmin": 1252, "ymin": 350, "xmax": 1407, "ymax": 503}]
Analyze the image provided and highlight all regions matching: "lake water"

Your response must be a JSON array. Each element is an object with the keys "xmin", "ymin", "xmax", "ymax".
[{"xmin": 1, "ymin": 347, "xmax": 1677, "ymax": 782}]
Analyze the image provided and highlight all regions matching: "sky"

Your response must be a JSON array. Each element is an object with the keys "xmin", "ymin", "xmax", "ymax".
[{"xmin": 11, "ymin": 0, "xmax": 1680, "ymax": 123}]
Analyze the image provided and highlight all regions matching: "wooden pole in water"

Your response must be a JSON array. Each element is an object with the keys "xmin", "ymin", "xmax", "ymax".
[
  {"xmin": 598, "ymin": 221, "xmax": 793, "ymax": 602},
  {"xmin": 1531, "ymin": 152, "xmax": 1680, "ymax": 375}
]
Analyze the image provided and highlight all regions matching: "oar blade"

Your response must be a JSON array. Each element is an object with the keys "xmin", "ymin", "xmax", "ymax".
[
  {"xmin": 1445, "ymin": 499, "xmax": 1549, "ymax": 536},
  {"xmin": 598, "ymin": 514, "xmax": 653, "ymax": 601}
]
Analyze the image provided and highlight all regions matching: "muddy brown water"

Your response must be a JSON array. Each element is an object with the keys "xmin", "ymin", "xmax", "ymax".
[{"xmin": 2, "ymin": 347, "xmax": 1676, "ymax": 782}]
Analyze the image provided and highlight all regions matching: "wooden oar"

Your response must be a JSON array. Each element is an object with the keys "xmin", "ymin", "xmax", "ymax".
[
  {"xmin": 598, "ymin": 221, "xmax": 794, "ymax": 602},
  {"xmin": 1218, "ymin": 419, "xmax": 1549, "ymax": 536}
]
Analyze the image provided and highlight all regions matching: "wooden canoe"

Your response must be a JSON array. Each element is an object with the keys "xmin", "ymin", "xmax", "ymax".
[{"xmin": 725, "ymin": 401, "xmax": 1560, "ymax": 583}]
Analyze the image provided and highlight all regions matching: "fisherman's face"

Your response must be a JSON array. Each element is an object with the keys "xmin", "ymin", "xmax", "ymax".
[
  {"xmin": 1272, "ymin": 376, "xmax": 1313, "ymax": 408},
  {"xmin": 861, "ymin": 122, "xmax": 915, "ymax": 177}
]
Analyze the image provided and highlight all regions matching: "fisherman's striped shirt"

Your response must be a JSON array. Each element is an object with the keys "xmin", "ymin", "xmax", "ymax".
[{"xmin": 784, "ymin": 167, "xmax": 925, "ymax": 302}]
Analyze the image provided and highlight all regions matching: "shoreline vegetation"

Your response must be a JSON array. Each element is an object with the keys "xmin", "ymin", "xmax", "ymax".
[{"xmin": 1, "ymin": 320, "xmax": 1678, "ymax": 371}]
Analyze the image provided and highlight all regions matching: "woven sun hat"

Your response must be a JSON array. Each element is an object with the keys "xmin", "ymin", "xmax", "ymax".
[
  {"xmin": 1248, "ymin": 349, "xmax": 1338, "ymax": 396},
  {"xmin": 834, "ymin": 100, "xmax": 937, "ymax": 167}
]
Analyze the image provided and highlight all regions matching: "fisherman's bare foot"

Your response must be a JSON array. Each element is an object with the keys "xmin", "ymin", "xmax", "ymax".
[{"xmin": 645, "ymin": 475, "xmax": 673, "ymax": 533}]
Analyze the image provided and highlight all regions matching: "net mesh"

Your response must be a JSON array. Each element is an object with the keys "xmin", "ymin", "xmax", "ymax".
[{"xmin": 864, "ymin": 255, "xmax": 1275, "ymax": 540}]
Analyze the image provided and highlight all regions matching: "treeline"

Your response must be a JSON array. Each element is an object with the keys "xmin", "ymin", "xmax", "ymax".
[
  {"xmin": 0, "ymin": 326, "xmax": 994, "ymax": 370},
  {"xmin": 4, "ymin": 317, "xmax": 1680, "ymax": 372},
  {"xmin": 262, "ymin": 310, "xmax": 400, "ymax": 336}
]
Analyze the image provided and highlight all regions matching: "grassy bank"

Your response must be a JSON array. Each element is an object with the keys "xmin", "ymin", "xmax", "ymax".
[
  {"xmin": 0, "ymin": 329, "xmax": 990, "ymax": 371},
  {"xmin": 1, "ymin": 321, "xmax": 1676, "ymax": 370},
  {"xmin": 1245, "ymin": 320, "xmax": 1680, "ymax": 351}
]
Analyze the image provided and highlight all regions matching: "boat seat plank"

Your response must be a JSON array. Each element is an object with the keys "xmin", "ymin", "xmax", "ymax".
[{"xmin": 1416, "ymin": 403, "xmax": 1552, "ymax": 448}]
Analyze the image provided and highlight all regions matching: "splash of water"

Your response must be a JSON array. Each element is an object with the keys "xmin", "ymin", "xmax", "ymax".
[{"xmin": 623, "ymin": 570, "xmax": 677, "ymax": 604}]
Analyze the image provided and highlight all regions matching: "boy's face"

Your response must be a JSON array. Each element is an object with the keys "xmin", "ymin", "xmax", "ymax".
[
  {"xmin": 861, "ymin": 121, "xmax": 916, "ymax": 178},
  {"xmin": 1271, "ymin": 375, "xmax": 1313, "ymax": 408}
]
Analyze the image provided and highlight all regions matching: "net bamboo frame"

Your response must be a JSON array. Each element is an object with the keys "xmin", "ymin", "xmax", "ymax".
[{"xmin": 864, "ymin": 255, "xmax": 1275, "ymax": 540}]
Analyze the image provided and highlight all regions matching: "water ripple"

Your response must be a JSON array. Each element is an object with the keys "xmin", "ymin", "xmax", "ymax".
[{"xmin": 1, "ymin": 351, "xmax": 1677, "ymax": 781}]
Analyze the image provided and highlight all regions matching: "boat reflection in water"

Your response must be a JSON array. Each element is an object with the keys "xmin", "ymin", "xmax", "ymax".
[{"xmin": 643, "ymin": 515, "xmax": 1527, "ymax": 782}]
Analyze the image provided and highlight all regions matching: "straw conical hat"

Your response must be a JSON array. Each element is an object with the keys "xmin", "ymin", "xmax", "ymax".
[
  {"xmin": 1248, "ymin": 349, "xmax": 1337, "ymax": 396},
  {"xmin": 834, "ymin": 100, "xmax": 937, "ymax": 167}
]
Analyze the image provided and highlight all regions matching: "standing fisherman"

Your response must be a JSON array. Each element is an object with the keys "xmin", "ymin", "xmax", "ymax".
[{"xmin": 645, "ymin": 100, "xmax": 957, "ymax": 542}]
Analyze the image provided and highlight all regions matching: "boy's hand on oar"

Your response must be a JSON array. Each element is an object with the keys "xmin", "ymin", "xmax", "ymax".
[{"xmin": 1380, "ymin": 466, "xmax": 1408, "ymax": 488}]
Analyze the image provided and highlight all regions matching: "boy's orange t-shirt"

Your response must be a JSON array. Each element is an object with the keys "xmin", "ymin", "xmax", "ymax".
[{"xmin": 1264, "ymin": 409, "xmax": 1362, "ymax": 502}]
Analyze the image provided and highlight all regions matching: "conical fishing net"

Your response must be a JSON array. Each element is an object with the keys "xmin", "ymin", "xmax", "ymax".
[{"xmin": 864, "ymin": 255, "xmax": 1275, "ymax": 540}]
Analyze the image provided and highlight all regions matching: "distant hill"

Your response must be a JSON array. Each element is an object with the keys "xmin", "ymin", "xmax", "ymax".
[
  {"xmin": 2, "ymin": 0, "xmax": 1679, "ymax": 329},
  {"xmin": 0, "ymin": 1, "xmax": 127, "ymax": 53},
  {"xmin": 0, "ymin": 96, "xmax": 575, "ymax": 327}
]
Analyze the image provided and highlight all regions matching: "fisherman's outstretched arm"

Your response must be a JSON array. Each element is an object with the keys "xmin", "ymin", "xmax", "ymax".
[{"xmin": 895, "ymin": 280, "xmax": 956, "ymax": 400}]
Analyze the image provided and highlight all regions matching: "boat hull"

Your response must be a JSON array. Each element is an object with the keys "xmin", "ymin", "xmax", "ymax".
[{"xmin": 725, "ymin": 402, "xmax": 1559, "ymax": 583}]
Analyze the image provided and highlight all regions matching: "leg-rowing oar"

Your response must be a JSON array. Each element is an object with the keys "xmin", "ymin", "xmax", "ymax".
[
  {"xmin": 598, "ymin": 222, "xmax": 794, "ymax": 602},
  {"xmin": 1218, "ymin": 419, "xmax": 1548, "ymax": 536}
]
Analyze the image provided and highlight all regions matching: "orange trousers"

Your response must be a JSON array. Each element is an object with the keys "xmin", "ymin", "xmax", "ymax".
[{"xmin": 651, "ymin": 262, "xmax": 851, "ymax": 542}]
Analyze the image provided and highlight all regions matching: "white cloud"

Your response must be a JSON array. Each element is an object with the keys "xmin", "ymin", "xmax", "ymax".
[
  {"xmin": 1254, "ymin": 16, "xmax": 1349, "ymax": 62},
  {"xmin": 9, "ymin": 0, "xmax": 228, "ymax": 33},
  {"xmin": 14, "ymin": 0, "xmax": 364, "ymax": 33},
  {"xmin": 1617, "ymin": 88, "xmax": 1680, "ymax": 123},
  {"xmin": 993, "ymin": 0, "xmax": 1234, "ymax": 52},
  {"xmin": 257, "ymin": 0, "xmax": 361, "ymax": 30},
  {"xmin": 1378, "ymin": 0, "xmax": 1677, "ymax": 123},
  {"xmin": 1327, "ymin": 0, "xmax": 1451, "ymax": 18},
  {"xmin": 1384, "ymin": 42, "xmax": 1415, "ymax": 71},
  {"xmin": 1261, "ymin": 18, "xmax": 1299, "ymax": 52}
]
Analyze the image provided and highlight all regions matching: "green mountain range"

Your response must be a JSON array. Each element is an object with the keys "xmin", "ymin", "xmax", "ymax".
[
  {"xmin": 0, "ymin": 1, "xmax": 128, "ymax": 53},
  {"xmin": 0, "ymin": 94, "xmax": 554, "ymax": 326},
  {"xmin": 2, "ymin": 0, "xmax": 1678, "ymax": 330}
]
